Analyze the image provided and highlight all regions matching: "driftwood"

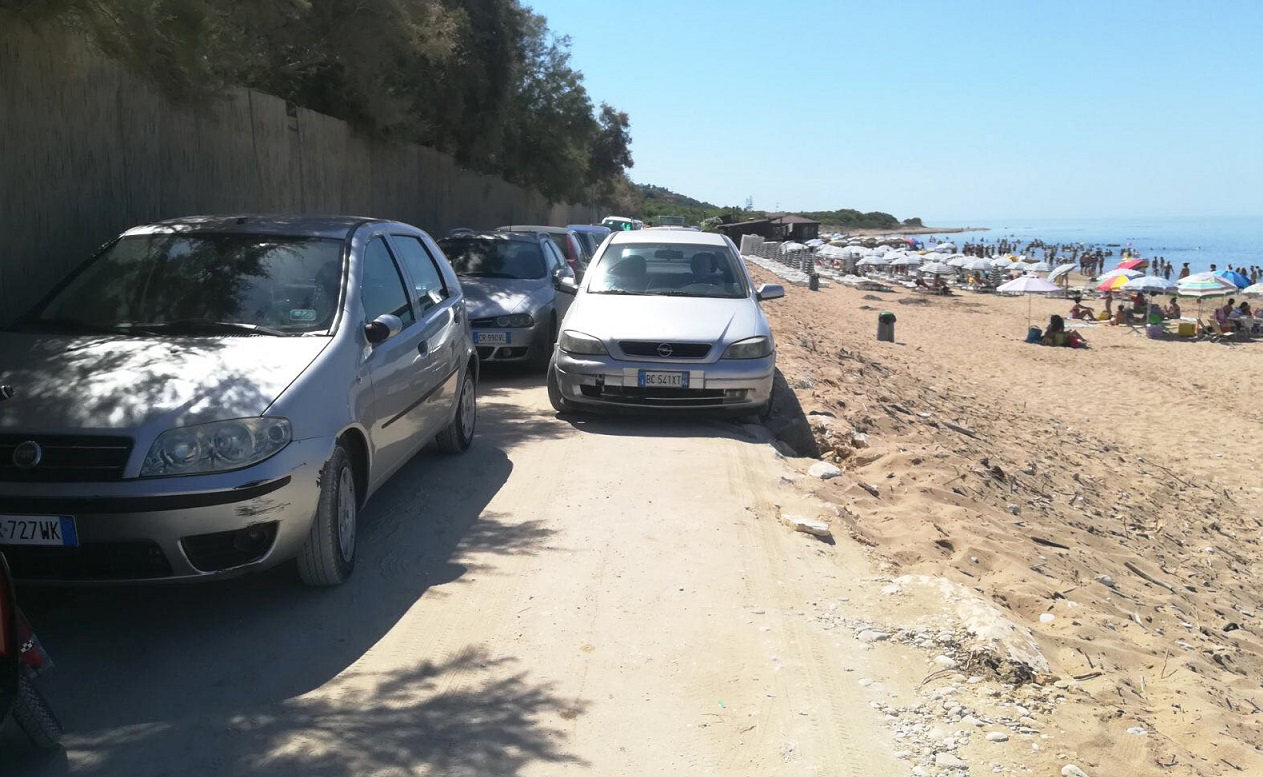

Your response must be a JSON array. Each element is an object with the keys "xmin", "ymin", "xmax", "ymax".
[
  {"xmin": 943, "ymin": 421, "xmax": 979, "ymax": 439},
  {"xmin": 1123, "ymin": 560, "xmax": 1177, "ymax": 593}
]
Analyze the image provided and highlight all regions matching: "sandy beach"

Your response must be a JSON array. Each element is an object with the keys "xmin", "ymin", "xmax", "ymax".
[{"xmin": 752, "ymin": 263, "xmax": 1263, "ymax": 776}]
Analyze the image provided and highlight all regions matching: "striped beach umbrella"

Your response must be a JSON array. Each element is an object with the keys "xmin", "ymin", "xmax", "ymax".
[
  {"xmin": 1176, "ymin": 272, "xmax": 1238, "ymax": 298},
  {"xmin": 1117, "ymin": 259, "xmax": 1148, "ymax": 271},
  {"xmin": 1097, "ymin": 274, "xmax": 1135, "ymax": 292}
]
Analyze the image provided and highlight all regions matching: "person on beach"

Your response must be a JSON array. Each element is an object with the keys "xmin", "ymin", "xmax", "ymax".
[
  {"xmin": 1102, "ymin": 290, "xmax": 1114, "ymax": 319},
  {"xmin": 1164, "ymin": 297, "xmax": 1182, "ymax": 319},
  {"xmin": 1069, "ymin": 297, "xmax": 1095, "ymax": 320},
  {"xmin": 1042, "ymin": 315, "xmax": 1069, "ymax": 346},
  {"xmin": 1179, "ymin": 262, "xmax": 1190, "ymax": 279}
]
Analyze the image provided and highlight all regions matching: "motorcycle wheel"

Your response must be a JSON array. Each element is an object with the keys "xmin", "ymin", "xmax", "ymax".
[{"xmin": 13, "ymin": 675, "xmax": 62, "ymax": 750}]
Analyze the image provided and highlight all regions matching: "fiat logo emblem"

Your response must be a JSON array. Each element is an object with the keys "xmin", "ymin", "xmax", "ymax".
[
  {"xmin": 656, "ymin": 343, "xmax": 674, "ymax": 357},
  {"xmin": 12, "ymin": 441, "xmax": 42, "ymax": 470}
]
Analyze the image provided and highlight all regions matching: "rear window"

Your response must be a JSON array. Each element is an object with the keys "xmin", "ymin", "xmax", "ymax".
[{"xmin": 438, "ymin": 238, "xmax": 546, "ymax": 280}]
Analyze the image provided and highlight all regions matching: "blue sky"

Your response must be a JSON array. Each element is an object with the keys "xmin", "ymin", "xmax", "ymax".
[{"xmin": 526, "ymin": 0, "xmax": 1263, "ymax": 224}]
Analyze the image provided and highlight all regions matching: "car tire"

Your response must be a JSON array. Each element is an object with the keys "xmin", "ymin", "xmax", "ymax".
[
  {"xmin": 754, "ymin": 381, "xmax": 776, "ymax": 423},
  {"xmin": 13, "ymin": 674, "xmax": 63, "ymax": 750},
  {"xmin": 547, "ymin": 361, "xmax": 574, "ymax": 413},
  {"xmin": 436, "ymin": 368, "xmax": 477, "ymax": 454},
  {"xmin": 297, "ymin": 444, "xmax": 356, "ymax": 587},
  {"xmin": 531, "ymin": 318, "xmax": 557, "ymax": 372}
]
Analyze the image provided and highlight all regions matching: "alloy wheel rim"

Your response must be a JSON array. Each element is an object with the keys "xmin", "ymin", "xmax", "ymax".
[
  {"xmin": 459, "ymin": 377, "xmax": 476, "ymax": 438},
  {"xmin": 337, "ymin": 467, "xmax": 356, "ymax": 561}
]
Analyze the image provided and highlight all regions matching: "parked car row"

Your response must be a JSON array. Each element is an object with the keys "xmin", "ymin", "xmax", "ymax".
[{"xmin": 0, "ymin": 216, "xmax": 780, "ymax": 589}]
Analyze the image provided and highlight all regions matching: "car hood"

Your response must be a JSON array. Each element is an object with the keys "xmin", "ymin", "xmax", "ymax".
[
  {"xmin": 564, "ymin": 294, "xmax": 764, "ymax": 344},
  {"xmin": 459, "ymin": 277, "xmax": 547, "ymax": 318},
  {"xmin": 0, "ymin": 334, "xmax": 330, "ymax": 432}
]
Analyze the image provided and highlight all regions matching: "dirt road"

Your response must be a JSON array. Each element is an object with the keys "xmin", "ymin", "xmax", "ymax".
[{"xmin": 9, "ymin": 374, "xmax": 903, "ymax": 777}]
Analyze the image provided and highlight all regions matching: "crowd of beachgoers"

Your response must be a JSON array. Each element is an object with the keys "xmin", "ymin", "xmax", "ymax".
[{"xmin": 798, "ymin": 232, "xmax": 1263, "ymax": 345}]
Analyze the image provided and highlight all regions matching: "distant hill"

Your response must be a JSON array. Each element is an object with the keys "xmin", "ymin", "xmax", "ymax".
[{"xmin": 625, "ymin": 182, "xmax": 919, "ymax": 232}]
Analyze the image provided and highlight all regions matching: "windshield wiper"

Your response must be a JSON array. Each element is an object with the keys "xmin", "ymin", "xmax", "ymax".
[
  {"xmin": 589, "ymin": 289, "xmax": 643, "ymax": 295},
  {"xmin": 461, "ymin": 272, "xmax": 519, "ymax": 279},
  {"xmin": 121, "ymin": 320, "xmax": 289, "ymax": 336}
]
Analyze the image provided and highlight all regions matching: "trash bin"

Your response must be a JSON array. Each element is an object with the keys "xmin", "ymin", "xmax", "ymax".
[{"xmin": 877, "ymin": 311, "xmax": 896, "ymax": 342}]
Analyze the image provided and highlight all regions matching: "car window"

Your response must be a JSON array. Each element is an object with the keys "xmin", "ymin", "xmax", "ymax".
[
  {"xmin": 542, "ymin": 241, "xmax": 563, "ymax": 273},
  {"xmin": 438, "ymin": 238, "xmax": 547, "ymax": 280},
  {"xmin": 586, "ymin": 242, "xmax": 748, "ymax": 298},
  {"xmin": 26, "ymin": 234, "xmax": 345, "ymax": 335},
  {"xmin": 361, "ymin": 237, "xmax": 415, "ymax": 325},
  {"xmin": 390, "ymin": 235, "xmax": 448, "ymax": 312}
]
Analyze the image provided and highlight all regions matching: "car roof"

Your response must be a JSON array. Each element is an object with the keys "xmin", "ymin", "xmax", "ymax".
[
  {"xmin": 607, "ymin": 230, "xmax": 728, "ymax": 247},
  {"xmin": 567, "ymin": 224, "xmax": 611, "ymax": 233},
  {"xmin": 441, "ymin": 230, "xmax": 539, "ymax": 243},
  {"xmin": 124, "ymin": 214, "xmax": 393, "ymax": 240},
  {"xmin": 497, "ymin": 225, "xmax": 573, "ymax": 235}
]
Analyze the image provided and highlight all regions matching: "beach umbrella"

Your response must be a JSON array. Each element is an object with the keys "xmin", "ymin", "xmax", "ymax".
[
  {"xmin": 1176, "ymin": 272, "xmax": 1237, "ymax": 298},
  {"xmin": 930, "ymin": 242, "xmax": 955, "ymax": 253},
  {"xmin": 1019, "ymin": 254, "xmax": 1039, "ymax": 264},
  {"xmin": 858, "ymin": 255, "xmax": 890, "ymax": 267},
  {"xmin": 1241, "ymin": 283, "xmax": 1263, "ymax": 298},
  {"xmin": 1216, "ymin": 269, "xmax": 1251, "ymax": 289},
  {"xmin": 1047, "ymin": 263, "xmax": 1076, "ymax": 283},
  {"xmin": 804, "ymin": 238, "xmax": 825, "ymax": 248},
  {"xmin": 1095, "ymin": 268, "xmax": 1143, "ymax": 284},
  {"xmin": 890, "ymin": 255, "xmax": 924, "ymax": 267},
  {"xmin": 780, "ymin": 241, "xmax": 807, "ymax": 253},
  {"xmin": 965, "ymin": 258, "xmax": 996, "ymax": 271},
  {"xmin": 1116, "ymin": 259, "xmax": 1148, "ymax": 271},
  {"xmin": 947, "ymin": 255, "xmax": 970, "ymax": 267},
  {"xmin": 997, "ymin": 275, "xmax": 1062, "ymax": 327},
  {"xmin": 1028, "ymin": 261, "xmax": 1053, "ymax": 272},
  {"xmin": 1121, "ymin": 276, "xmax": 1176, "ymax": 294},
  {"xmin": 1097, "ymin": 274, "xmax": 1135, "ymax": 292},
  {"xmin": 990, "ymin": 257, "xmax": 1014, "ymax": 269},
  {"xmin": 921, "ymin": 261, "xmax": 955, "ymax": 275}
]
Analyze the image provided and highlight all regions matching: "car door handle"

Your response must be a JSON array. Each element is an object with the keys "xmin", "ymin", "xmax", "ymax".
[{"xmin": 417, "ymin": 341, "xmax": 429, "ymax": 357}]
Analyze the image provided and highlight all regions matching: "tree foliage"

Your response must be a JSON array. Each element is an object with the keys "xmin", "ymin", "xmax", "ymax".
[{"xmin": 3, "ymin": 0, "xmax": 632, "ymax": 202}]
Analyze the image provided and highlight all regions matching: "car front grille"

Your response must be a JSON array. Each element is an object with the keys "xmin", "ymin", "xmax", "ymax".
[
  {"xmin": 0, "ymin": 434, "xmax": 133, "ymax": 482},
  {"xmin": 580, "ymin": 385, "xmax": 734, "ymax": 407},
  {"xmin": 2, "ymin": 541, "xmax": 172, "ymax": 580},
  {"xmin": 618, "ymin": 341, "xmax": 711, "ymax": 359},
  {"xmin": 471, "ymin": 318, "xmax": 500, "ymax": 328}
]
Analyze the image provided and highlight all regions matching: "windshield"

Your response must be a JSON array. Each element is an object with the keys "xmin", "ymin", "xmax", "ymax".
[
  {"xmin": 24, "ymin": 233, "xmax": 344, "ymax": 335},
  {"xmin": 586, "ymin": 243, "xmax": 749, "ymax": 298},
  {"xmin": 439, "ymin": 238, "xmax": 546, "ymax": 280}
]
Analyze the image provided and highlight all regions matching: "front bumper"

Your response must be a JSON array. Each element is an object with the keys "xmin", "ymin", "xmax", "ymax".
[
  {"xmin": 0, "ymin": 437, "xmax": 334, "ymax": 583},
  {"xmin": 472, "ymin": 323, "xmax": 545, "ymax": 363},
  {"xmin": 553, "ymin": 351, "xmax": 774, "ymax": 411}
]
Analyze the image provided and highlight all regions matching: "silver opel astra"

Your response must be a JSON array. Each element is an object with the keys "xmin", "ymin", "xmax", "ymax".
[
  {"xmin": 0, "ymin": 215, "xmax": 477, "ymax": 585},
  {"xmin": 547, "ymin": 230, "xmax": 783, "ymax": 416}
]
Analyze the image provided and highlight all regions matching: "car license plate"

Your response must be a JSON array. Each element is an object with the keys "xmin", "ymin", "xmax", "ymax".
[
  {"xmin": 475, "ymin": 332, "xmax": 510, "ymax": 345},
  {"xmin": 0, "ymin": 515, "xmax": 78, "ymax": 547},
  {"xmin": 638, "ymin": 370, "xmax": 689, "ymax": 389}
]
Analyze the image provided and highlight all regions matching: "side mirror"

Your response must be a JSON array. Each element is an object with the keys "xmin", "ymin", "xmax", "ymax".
[
  {"xmin": 756, "ymin": 283, "xmax": 785, "ymax": 301},
  {"xmin": 555, "ymin": 275, "xmax": 579, "ymax": 295},
  {"xmin": 364, "ymin": 313, "xmax": 404, "ymax": 345}
]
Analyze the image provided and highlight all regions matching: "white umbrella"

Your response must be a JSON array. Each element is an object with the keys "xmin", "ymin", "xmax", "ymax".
[
  {"xmin": 921, "ymin": 261, "xmax": 956, "ymax": 275},
  {"xmin": 804, "ymin": 238, "xmax": 825, "ymax": 247},
  {"xmin": 990, "ymin": 257, "xmax": 1015, "ymax": 269},
  {"xmin": 930, "ymin": 242, "xmax": 955, "ymax": 253},
  {"xmin": 1175, "ymin": 272, "xmax": 1237, "ymax": 298},
  {"xmin": 857, "ymin": 255, "xmax": 890, "ymax": 267},
  {"xmin": 1047, "ymin": 263, "xmax": 1076, "ymax": 283},
  {"xmin": 780, "ymin": 242, "xmax": 807, "ymax": 253},
  {"xmin": 965, "ymin": 258, "xmax": 995, "ymax": 271},
  {"xmin": 1241, "ymin": 283, "xmax": 1263, "ymax": 298},
  {"xmin": 1027, "ymin": 261, "xmax": 1053, "ymax": 272},
  {"xmin": 947, "ymin": 256, "xmax": 970, "ymax": 267},
  {"xmin": 890, "ymin": 255, "xmax": 924, "ymax": 267},
  {"xmin": 1121, "ymin": 276, "xmax": 1176, "ymax": 294},
  {"xmin": 997, "ymin": 275, "xmax": 1062, "ymax": 327},
  {"xmin": 871, "ymin": 245, "xmax": 892, "ymax": 256}
]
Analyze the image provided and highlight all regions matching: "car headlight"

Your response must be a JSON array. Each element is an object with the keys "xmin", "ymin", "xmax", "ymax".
[
  {"xmin": 722, "ymin": 336, "xmax": 773, "ymax": 359},
  {"xmin": 140, "ymin": 418, "xmax": 293, "ymax": 477},
  {"xmin": 499, "ymin": 314, "xmax": 534, "ymax": 328},
  {"xmin": 558, "ymin": 330, "xmax": 608, "ymax": 355}
]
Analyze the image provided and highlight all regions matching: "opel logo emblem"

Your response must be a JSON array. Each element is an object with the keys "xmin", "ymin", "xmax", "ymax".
[
  {"xmin": 13, "ymin": 441, "xmax": 42, "ymax": 470},
  {"xmin": 656, "ymin": 343, "xmax": 674, "ymax": 358}
]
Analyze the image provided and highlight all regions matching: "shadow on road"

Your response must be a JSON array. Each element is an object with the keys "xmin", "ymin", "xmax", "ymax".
[{"xmin": 9, "ymin": 395, "xmax": 579, "ymax": 777}]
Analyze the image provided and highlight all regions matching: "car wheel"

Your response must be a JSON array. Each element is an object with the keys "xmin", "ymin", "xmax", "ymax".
[
  {"xmin": 755, "ymin": 381, "xmax": 776, "ymax": 422},
  {"xmin": 531, "ymin": 318, "xmax": 557, "ymax": 372},
  {"xmin": 547, "ymin": 361, "xmax": 574, "ymax": 413},
  {"xmin": 12, "ymin": 675, "xmax": 62, "ymax": 750},
  {"xmin": 297, "ymin": 444, "xmax": 356, "ymax": 586},
  {"xmin": 436, "ymin": 368, "xmax": 477, "ymax": 454}
]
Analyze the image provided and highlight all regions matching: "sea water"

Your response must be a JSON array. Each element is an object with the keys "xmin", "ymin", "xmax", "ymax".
[{"xmin": 918, "ymin": 216, "xmax": 1262, "ymax": 276}]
